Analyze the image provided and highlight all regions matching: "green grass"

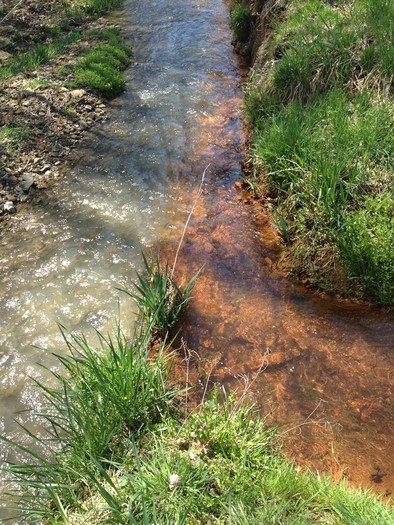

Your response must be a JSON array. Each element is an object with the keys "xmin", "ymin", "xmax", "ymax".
[
  {"xmin": 266, "ymin": 0, "xmax": 394, "ymax": 101},
  {"xmin": 0, "ymin": 125, "xmax": 30, "ymax": 149},
  {"xmin": 0, "ymin": 26, "xmax": 131, "ymax": 99},
  {"xmin": 0, "ymin": 32, "xmax": 81, "ymax": 80},
  {"xmin": 339, "ymin": 193, "xmax": 394, "ymax": 305},
  {"xmin": 2, "ymin": 384, "xmax": 393, "ymax": 524},
  {"xmin": 72, "ymin": 29, "xmax": 131, "ymax": 98},
  {"xmin": 1, "ymin": 326, "xmax": 178, "ymax": 522},
  {"xmin": 0, "ymin": 1, "xmax": 128, "ymax": 82},
  {"xmin": 65, "ymin": 0, "xmax": 124, "ymax": 19},
  {"xmin": 230, "ymin": 4, "xmax": 253, "ymax": 42},
  {"xmin": 244, "ymin": 0, "xmax": 394, "ymax": 305},
  {"xmin": 1, "ymin": 255, "xmax": 393, "ymax": 523},
  {"xmin": 117, "ymin": 253, "xmax": 200, "ymax": 338}
]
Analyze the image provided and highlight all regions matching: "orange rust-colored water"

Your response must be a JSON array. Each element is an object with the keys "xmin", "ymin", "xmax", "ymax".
[{"xmin": 164, "ymin": 65, "xmax": 394, "ymax": 499}]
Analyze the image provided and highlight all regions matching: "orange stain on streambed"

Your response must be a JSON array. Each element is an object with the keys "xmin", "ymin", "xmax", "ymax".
[{"xmin": 163, "ymin": 68, "xmax": 394, "ymax": 498}]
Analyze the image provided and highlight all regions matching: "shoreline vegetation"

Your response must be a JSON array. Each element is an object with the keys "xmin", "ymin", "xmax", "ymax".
[
  {"xmin": 230, "ymin": 0, "xmax": 394, "ymax": 307},
  {"xmin": 2, "ymin": 255, "xmax": 394, "ymax": 524},
  {"xmin": 0, "ymin": 0, "xmax": 131, "ymax": 223}
]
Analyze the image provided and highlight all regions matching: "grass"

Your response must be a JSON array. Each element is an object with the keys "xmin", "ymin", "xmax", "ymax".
[
  {"xmin": 0, "ymin": 33, "xmax": 81, "ymax": 81},
  {"xmin": 1, "ymin": 326, "xmax": 178, "ymax": 523},
  {"xmin": 72, "ymin": 29, "xmax": 131, "ymax": 98},
  {"xmin": 230, "ymin": 3, "xmax": 253, "ymax": 42},
  {"xmin": 62, "ymin": 0, "xmax": 124, "ymax": 22},
  {"xmin": 1, "ymin": 254, "xmax": 393, "ymax": 523},
  {"xmin": 0, "ymin": 125, "xmax": 30, "ymax": 150},
  {"xmin": 339, "ymin": 193, "xmax": 394, "ymax": 305},
  {"xmin": 0, "ymin": 26, "xmax": 131, "ymax": 99},
  {"xmin": 117, "ymin": 253, "xmax": 200, "ymax": 338},
  {"xmin": 244, "ymin": 0, "xmax": 394, "ymax": 305},
  {"xmin": 0, "ymin": 0, "xmax": 129, "ymax": 83}
]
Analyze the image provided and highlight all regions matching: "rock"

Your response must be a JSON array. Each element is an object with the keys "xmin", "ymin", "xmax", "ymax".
[
  {"xmin": 0, "ymin": 37, "xmax": 12, "ymax": 49},
  {"xmin": 4, "ymin": 201, "xmax": 16, "ymax": 214},
  {"xmin": 34, "ymin": 177, "xmax": 48, "ymax": 189},
  {"xmin": 0, "ymin": 50, "xmax": 11, "ymax": 62},
  {"xmin": 70, "ymin": 89, "xmax": 86, "ymax": 98},
  {"xmin": 169, "ymin": 474, "xmax": 181, "ymax": 491},
  {"xmin": 0, "ymin": 26, "xmax": 14, "ymax": 36},
  {"xmin": 6, "ymin": 174, "xmax": 18, "ymax": 186},
  {"xmin": 21, "ymin": 89, "xmax": 35, "ymax": 98},
  {"xmin": 19, "ymin": 173, "xmax": 35, "ymax": 192}
]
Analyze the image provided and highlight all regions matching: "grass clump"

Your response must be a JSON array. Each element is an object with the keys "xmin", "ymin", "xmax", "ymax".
[
  {"xmin": 2, "ymin": 381, "xmax": 394, "ymax": 523},
  {"xmin": 230, "ymin": 3, "xmax": 253, "ymax": 42},
  {"xmin": 72, "ymin": 30, "xmax": 131, "ymax": 98},
  {"xmin": 266, "ymin": 0, "xmax": 394, "ymax": 101},
  {"xmin": 245, "ymin": 0, "xmax": 394, "ymax": 305},
  {"xmin": 0, "ymin": 32, "xmax": 81, "ymax": 81},
  {"xmin": 0, "ymin": 326, "xmax": 178, "ymax": 523},
  {"xmin": 118, "ymin": 253, "xmax": 200, "ymax": 338},
  {"xmin": 65, "ymin": 0, "xmax": 124, "ymax": 19},
  {"xmin": 0, "ymin": 125, "xmax": 30, "ymax": 150},
  {"xmin": 339, "ymin": 193, "xmax": 394, "ymax": 305}
]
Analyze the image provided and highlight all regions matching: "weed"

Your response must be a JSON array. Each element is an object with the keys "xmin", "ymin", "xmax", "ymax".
[
  {"xmin": 2, "ymin": 355, "xmax": 394, "ymax": 523},
  {"xmin": 0, "ymin": 125, "xmax": 29, "ymax": 149},
  {"xmin": 247, "ymin": 78, "xmax": 394, "ymax": 301},
  {"xmin": 230, "ymin": 4, "xmax": 253, "ymax": 42},
  {"xmin": 0, "ymin": 32, "xmax": 81, "ymax": 80},
  {"xmin": 60, "ymin": 106, "xmax": 76, "ymax": 118},
  {"xmin": 72, "ymin": 31, "xmax": 131, "ymax": 98},
  {"xmin": 118, "ymin": 253, "xmax": 200, "ymax": 338},
  {"xmin": 1, "ymin": 323, "xmax": 178, "ymax": 522},
  {"xmin": 339, "ymin": 193, "xmax": 394, "ymax": 305}
]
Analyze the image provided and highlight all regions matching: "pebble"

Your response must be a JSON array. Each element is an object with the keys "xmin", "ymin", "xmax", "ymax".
[
  {"xmin": 70, "ymin": 89, "xmax": 86, "ymax": 98},
  {"xmin": 4, "ymin": 201, "xmax": 16, "ymax": 214},
  {"xmin": 19, "ymin": 173, "xmax": 35, "ymax": 192},
  {"xmin": 169, "ymin": 474, "xmax": 181, "ymax": 491},
  {"xmin": 0, "ymin": 50, "xmax": 11, "ymax": 62}
]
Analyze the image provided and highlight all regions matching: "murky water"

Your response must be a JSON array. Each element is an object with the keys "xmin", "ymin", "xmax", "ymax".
[{"xmin": 0, "ymin": 0, "xmax": 393, "ymax": 515}]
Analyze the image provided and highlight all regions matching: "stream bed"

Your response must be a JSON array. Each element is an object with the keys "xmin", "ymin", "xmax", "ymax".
[{"xmin": 0, "ymin": 0, "xmax": 393, "ymax": 511}]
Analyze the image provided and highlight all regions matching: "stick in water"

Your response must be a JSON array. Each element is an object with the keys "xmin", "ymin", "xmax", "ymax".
[{"xmin": 171, "ymin": 164, "xmax": 210, "ymax": 278}]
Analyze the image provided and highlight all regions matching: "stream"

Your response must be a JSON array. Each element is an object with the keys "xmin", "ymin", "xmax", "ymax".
[{"xmin": 0, "ymin": 0, "xmax": 393, "ymax": 512}]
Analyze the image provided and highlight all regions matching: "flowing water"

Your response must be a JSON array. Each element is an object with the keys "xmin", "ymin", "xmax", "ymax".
[{"xmin": 0, "ymin": 0, "xmax": 393, "ymax": 514}]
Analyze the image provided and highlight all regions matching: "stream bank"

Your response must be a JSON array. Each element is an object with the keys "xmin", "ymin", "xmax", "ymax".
[
  {"xmin": 0, "ymin": 0, "xmax": 129, "ymax": 223},
  {"xmin": 231, "ymin": 0, "xmax": 394, "ymax": 306}
]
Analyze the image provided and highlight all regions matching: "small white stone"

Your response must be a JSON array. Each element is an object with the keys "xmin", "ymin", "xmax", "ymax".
[
  {"xmin": 169, "ymin": 473, "xmax": 181, "ymax": 490},
  {"xmin": 189, "ymin": 451, "xmax": 197, "ymax": 461},
  {"xmin": 4, "ymin": 201, "xmax": 16, "ymax": 214}
]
